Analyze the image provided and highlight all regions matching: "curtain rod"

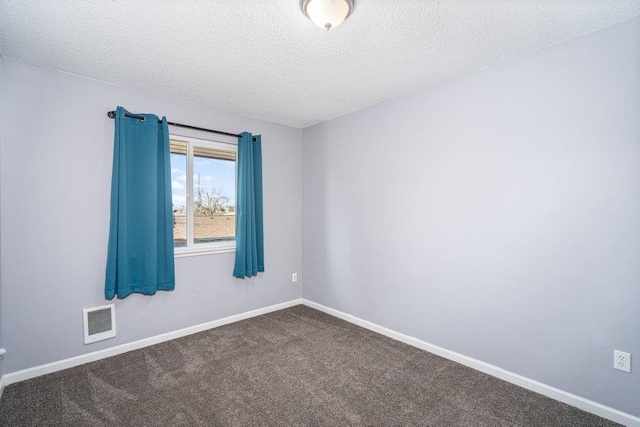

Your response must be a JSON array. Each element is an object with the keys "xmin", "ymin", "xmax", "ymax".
[{"xmin": 107, "ymin": 110, "xmax": 251, "ymax": 139}]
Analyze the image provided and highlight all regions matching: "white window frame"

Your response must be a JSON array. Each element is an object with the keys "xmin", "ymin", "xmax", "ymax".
[{"xmin": 171, "ymin": 134, "xmax": 237, "ymax": 257}]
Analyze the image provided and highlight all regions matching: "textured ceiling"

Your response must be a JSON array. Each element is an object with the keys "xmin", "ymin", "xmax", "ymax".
[{"xmin": 1, "ymin": 1, "xmax": 638, "ymax": 128}]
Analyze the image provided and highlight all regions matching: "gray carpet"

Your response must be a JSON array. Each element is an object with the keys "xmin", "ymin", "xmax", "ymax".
[{"xmin": 0, "ymin": 305, "xmax": 619, "ymax": 426}]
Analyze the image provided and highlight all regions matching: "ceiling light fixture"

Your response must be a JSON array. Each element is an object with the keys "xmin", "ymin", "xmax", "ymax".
[{"xmin": 301, "ymin": 0, "xmax": 354, "ymax": 31}]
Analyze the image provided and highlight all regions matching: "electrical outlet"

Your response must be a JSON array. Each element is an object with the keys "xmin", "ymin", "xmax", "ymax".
[
  {"xmin": 292, "ymin": 273, "xmax": 298, "ymax": 283},
  {"xmin": 613, "ymin": 350, "xmax": 631, "ymax": 373}
]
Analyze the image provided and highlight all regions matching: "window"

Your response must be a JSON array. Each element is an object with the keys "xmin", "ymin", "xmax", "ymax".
[{"xmin": 170, "ymin": 135, "xmax": 237, "ymax": 255}]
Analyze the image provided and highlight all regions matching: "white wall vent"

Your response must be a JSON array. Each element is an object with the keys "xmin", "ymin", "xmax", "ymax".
[{"xmin": 83, "ymin": 304, "xmax": 116, "ymax": 344}]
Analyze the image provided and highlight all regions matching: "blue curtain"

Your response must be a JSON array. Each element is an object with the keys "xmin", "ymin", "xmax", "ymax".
[
  {"xmin": 233, "ymin": 132, "xmax": 264, "ymax": 278},
  {"xmin": 105, "ymin": 106, "xmax": 175, "ymax": 299}
]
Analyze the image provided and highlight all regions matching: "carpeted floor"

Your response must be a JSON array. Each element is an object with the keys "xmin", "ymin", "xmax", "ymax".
[{"xmin": 0, "ymin": 305, "xmax": 619, "ymax": 426}]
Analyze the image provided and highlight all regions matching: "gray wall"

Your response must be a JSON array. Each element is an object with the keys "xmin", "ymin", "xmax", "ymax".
[
  {"xmin": 302, "ymin": 17, "xmax": 640, "ymax": 416},
  {"xmin": 0, "ymin": 57, "xmax": 4, "ymax": 377},
  {"xmin": 0, "ymin": 58, "xmax": 302, "ymax": 374}
]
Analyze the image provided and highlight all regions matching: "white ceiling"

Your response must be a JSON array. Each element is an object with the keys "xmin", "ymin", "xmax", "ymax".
[{"xmin": 1, "ymin": 1, "xmax": 638, "ymax": 128}]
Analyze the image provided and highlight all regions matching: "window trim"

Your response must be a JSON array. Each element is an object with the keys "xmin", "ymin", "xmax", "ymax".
[{"xmin": 170, "ymin": 134, "xmax": 237, "ymax": 257}]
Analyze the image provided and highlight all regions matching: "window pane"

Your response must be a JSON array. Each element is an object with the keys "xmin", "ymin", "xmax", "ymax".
[
  {"xmin": 170, "ymin": 140, "xmax": 187, "ymax": 247},
  {"xmin": 193, "ymin": 147, "xmax": 236, "ymax": 244}
]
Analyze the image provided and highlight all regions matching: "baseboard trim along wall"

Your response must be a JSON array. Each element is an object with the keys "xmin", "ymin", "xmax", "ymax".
[
  {"xmin": 3, "ymin": 298, "xmax": 638, "ymax": 426},
  {"xmin": 3, "ymin": 298, "xmax": 304, "ymax": 387},
  {"xmin": 302, "ymin": 300, "xmax": 640, "ymax": 427}
]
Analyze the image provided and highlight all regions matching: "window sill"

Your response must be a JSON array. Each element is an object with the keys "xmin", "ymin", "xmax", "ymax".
[{"xmin": 174, "ymin": 245, "xmax": 235, "ymax": 258}]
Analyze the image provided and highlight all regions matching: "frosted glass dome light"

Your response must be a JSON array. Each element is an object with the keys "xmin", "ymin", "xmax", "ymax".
[{"xmin": 302, "ymin": 0, "xmax": 354, "ymax": 31}]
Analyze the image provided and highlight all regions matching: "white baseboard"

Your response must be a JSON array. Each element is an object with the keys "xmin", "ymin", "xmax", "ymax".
[
  {"xmin": 301, "ymin": 299, "xmax": 639, "ymax": 427},
  {"xmin": 3, "ymin": 297, "xmax": 637, "ymax": 426},
  {"xmin": 4, "ymin": 298, "xmax": 304, "ymax": 387}
]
